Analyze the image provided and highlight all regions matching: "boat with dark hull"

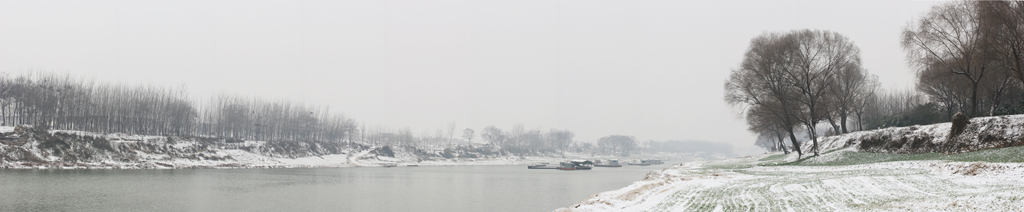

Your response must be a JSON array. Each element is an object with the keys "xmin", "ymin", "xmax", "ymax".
[
  {"xmin": 643, "ymin": 159, "xmax": 664, "ymax": 165},
  {"xmin": 527, "ymin": 164, "xmax": 558, "ymax": 169}
]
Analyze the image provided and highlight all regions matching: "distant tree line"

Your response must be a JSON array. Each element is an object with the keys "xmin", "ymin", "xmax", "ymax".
[
  {"xmin": 0, "ymin": 72, "xmax": 709, "ymax": 158},
  {"xmin": 727, "ymin": 0, "xmax": 1024, "ymax": 157},
  {"xmin": 866, "ymin": 1, "xmax": 1024, "ymax": 129},
  {"xmin": 595, "ymin": 135, "xmax": 637, "ymax": 156},
  {"xmin": 197, "ymin": 95, "xmax": 357, "ymax": 142},
  {"xmin": 0, "ymin": 72, "xmax": 357, "ymax": 143},
  {"xmin": 478, "ymin": 124, "xmax": 575, "ymax": 155},
  {"xmin": 904, "ymin": 1, "xmax": 1024, "ymax": 119}
]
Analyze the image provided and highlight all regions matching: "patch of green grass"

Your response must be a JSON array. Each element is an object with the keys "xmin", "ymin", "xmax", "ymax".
[
  {"xmin": 757, "ymin": 153, "xmax": 788, "ymax": 162},
  {"xmin": 703, "ymin": 157, "xmax": 764, "ymax": 169},
  {"xmin": 704, "ymin": 163, "xmax": 755, "ymax": 169},
  {"xmin": 785, "ymin": 145, "xmax": 1024, "ymax": 166}
]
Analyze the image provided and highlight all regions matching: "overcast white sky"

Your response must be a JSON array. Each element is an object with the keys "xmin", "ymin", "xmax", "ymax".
[{"xmin": 0, "ymin": 0, "xmax": 940, "ymax": 154}]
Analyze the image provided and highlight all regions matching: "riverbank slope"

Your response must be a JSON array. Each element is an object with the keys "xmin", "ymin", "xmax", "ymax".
[
  {"xmin": 558, "ymin": 115, "xmax": 1024, "ymax": 211},
  {"xmin": 0, "ymin": 126, "xmax": 707, "ymax": 169}
]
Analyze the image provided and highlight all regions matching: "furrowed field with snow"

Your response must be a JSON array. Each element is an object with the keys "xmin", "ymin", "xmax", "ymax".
[{"xmin": 558, "ymin": 115, "xmax": 1024, "ymax": 211}]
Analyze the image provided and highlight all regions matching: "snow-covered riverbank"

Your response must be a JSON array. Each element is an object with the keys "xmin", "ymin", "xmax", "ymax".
[
  {"xmin": 557, "ymin": 115, "xmax": 1024, "ymax": 211},
  {"xmin": 557, "ymin": 150, "xmax": 1024, "ymax": 211},
  {"xmin": 0, "ymin": 146, "xmax": 704, "ymax": 169},
  {"xmin": 0, "ymin": 126, "xmax": 709, "ymax": 169}
]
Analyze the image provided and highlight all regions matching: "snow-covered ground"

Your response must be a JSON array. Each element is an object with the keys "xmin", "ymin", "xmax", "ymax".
[
  {"xmin": 557, "ymin": 150, "xmax": 1024, "ymax": 211},
  {"xmin": 0, "ymin": 144, "xmax": 696, "ymax": 169},
  {"xmin": 1, "ymin": 127, "xmax": 708, "ymax": 169},
  {"xmin": 557, "ymin": 115, "xmax": 1024, "ymax": 211}
]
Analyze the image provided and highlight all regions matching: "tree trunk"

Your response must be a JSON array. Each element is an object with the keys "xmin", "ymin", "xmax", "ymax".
[
  {"xmin": 840, "ymin": 114, "xmax": 849, "ymax": 134},
  {"xmin": 970, "ymin": 80, "xmax": 979, "ymax": 117},
  {"xmin": 947, "ymin": 104, "xmax": 954, "ymax": 122},
  {"xmin": 774, "ymin": 129, "xmax": 789, "ymax": 154},
  {"xmin": 855, "ymin": 112, "xmax": 861, "ymax": 131},
  {"xmin": 806, "ymin": 122, "xmax": 819, "ymax": 156},
  {"xmin": 787, "ymin": 129, "xmax": 802, "ymax": 159},
  {"xmin": 826, "ymin": 116, "xmax": 840, "ymax": 135}
]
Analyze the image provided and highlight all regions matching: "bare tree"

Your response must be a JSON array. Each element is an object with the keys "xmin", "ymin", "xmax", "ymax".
[
  {"xmin": 903, "ymin": 1, "xmax": 991, "ymax": 117},
  {"xmin": 446, "ymin": 121, "xmax": 456, "ymax": 148},
  {"xmin": 547, "ymin": 129, "xmax": 575, "ymax": 154},
  {"xmin": 725, "ymin": 32, "xmax": 806, "ymax": 158},
  {"xmin": 786, "ymin": 30, "xmax": 862, "ymax": 156},
  {"xmin": 597, "ymin": 135, "xmax": 636, "ymax": 156},
  {"xmin": 481, "ymin": 126, "xmax": 505, "ymax": 148},
  {"xmin": 462, "ymin": 128, "xmax": 474, "ymax": 147},
  {"xmin": 746, "ymin": 104, "xmax": 791, "ymax": 154},
  {"xmin": 977, "ymin": 1, "xmax": 1024, "ymax": 90},
  {"xmin": 826, "ymin": 63, "xmax": 873, "ymax": 134},
  {"xmin": 851, "ymin": 74, "xmax": 880, "ymax": 131}
]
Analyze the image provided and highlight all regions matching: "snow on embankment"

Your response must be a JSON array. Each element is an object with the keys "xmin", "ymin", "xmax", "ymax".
[
  {"xmin": 557, "ymin": 151, "xmax": 1024, "ymax": 211},
  {"xmin": 0, "ymin": 126, "xmax": 575, "ymax": 169},
  {"xmin": 556, "ymin": 115, "xmax": 1024, "ymax": 212},
  {"xmin": 805, "ymin": 114, "xmax": 1024, "ymax": 154},
  {"xmin": 0, "ymin": 125, "xmax": 392, "ymax": 169}
]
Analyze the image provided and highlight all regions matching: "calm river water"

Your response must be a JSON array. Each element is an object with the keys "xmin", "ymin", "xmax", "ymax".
[{"xmin": 0, "ymin": 163, "xmax": 672, "ymax": 212}]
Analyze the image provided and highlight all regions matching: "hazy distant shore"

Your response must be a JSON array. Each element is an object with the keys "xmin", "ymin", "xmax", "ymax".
[{"xmin": 0, "ymin": 126, "xmax": 720, "ymax": 170}]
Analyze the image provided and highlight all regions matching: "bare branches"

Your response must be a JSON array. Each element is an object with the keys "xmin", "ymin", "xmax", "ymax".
[
  {"xmin": 0, "ymin": 72, "xmax": 358, "ymax": 145},
  {"xmin": 903, "ymin": 1, "xmax": 990, "ymax": 117},
  {"xmin": 726, "ymin": 29, "xmax": 866, "ymax": 156}
]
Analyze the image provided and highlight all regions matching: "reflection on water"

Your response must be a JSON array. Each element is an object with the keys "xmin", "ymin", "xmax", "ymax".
[{"xmin": 0, "ymin": 164, "xmax": 672, "ymax": 212}]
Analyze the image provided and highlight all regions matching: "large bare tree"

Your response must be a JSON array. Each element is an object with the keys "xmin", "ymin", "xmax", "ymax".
[
  {"xmin": 788, "ymin": 30, "xmax": 861, "ymax": 156},
  {"xmin": 977, "ymin": 1, "xmax": 1024, "ymax": 90},
  {"xmin": 727, "ymin": 29, "xmax": 862, "ymax": 157},
  {"xmin": 746, "ymin": 104, "xmax": 791, "ymax": 154},
  {"xmin": 826, "ymin": 63, "xmax": 872, "ymax": 134},
  {"xmin": 903, "ymin": 1, "xmax": 991, "ymax": 117},
  {"xmin": 726, "ymin": 32, "xmax": 805, "ymax": 158}
]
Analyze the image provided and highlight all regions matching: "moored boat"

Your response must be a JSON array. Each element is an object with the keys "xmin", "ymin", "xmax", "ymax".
[
  {"xmin": 643, "ymin": 159, "xmax": 664, "ymax": 165},
  {"xmin": 627, "ymin": 160, "xmax": 651, "ymax": 166},
  {"xmin": 527, "ymin": 164, "xmax": 558, "ymax": 169},
  {"xmin": 558, "ymin": 160, "xmax": 593, "ymax": 170},
  {"xmin": 594, "ymin": 159, "xmax": 622, "ymax": 167}
]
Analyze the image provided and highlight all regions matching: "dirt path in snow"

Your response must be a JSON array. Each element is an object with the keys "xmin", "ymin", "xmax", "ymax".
[{"xmin": 347, "ymin": 149, "xmax": 372, "ymax": 167}]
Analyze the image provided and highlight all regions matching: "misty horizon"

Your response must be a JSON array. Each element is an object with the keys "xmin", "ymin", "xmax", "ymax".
[{"xmin": 0, "ymin": 0, "xmax": 942, "ymax": 152}]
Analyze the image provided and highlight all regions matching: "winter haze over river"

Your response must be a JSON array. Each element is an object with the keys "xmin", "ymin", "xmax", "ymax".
[
  {"xmin": 0, "ymin": 0, "xmax": 941, "ymax": 152},
  {"xmin": 1, "ymin": 0, "xmax": 966, "ymax": 211}
]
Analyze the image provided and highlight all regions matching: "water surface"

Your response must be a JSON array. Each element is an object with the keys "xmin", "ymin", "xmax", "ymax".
[{"xmin": 0, "ymin": 164, "xmax": 671, "ymax": 212}]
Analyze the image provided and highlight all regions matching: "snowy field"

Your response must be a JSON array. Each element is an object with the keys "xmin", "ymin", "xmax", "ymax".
[
  {"xmin": 558, "ymin": 116, "xmax": 1024, "ymax": 211},
  {"xmin": 557, "ymin": 147, "xmax": 1024, "ymax": 211}
]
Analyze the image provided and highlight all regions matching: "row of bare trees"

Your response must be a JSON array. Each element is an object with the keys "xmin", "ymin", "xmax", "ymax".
[
  {"xmin": 903, "ymin": 1, "xmax": 1024, "ymax": 118},
  {"xmin": 734, "ymin": 1, "xmax": 1024, "ymax": 156},
  {"xmin": 359, "ymin": 125, "xmax": 417, "ymax": 147},
  {"xmin": 596, "ymin": 135, "xmax": 637, "ymax": 156},
  {"xmin": 196, "ymin": 96, "xmax": 358, "ymax": 143},
  {"xmin": 725, "ymin": 29, "xmax": 874, "ymax": 158},
  {"xmin": 0, "ymin": 73, "xmax": 197, "ymax": 135},
  {"xmin": 0, "ymin": 72, "xmax": 595, "ymax": 157},
  {"xmin": 0, "ymin": 72, "xmax": 357, "ymax": 143},
  {"xmin": 479, "ymin": 124, "xmax": 575, "ymax": 154}
]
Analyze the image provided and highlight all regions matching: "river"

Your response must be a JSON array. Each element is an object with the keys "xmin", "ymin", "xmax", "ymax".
[{"xmin": 0, "ymin": 163, "xmax": 672, "ymax": 212}]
